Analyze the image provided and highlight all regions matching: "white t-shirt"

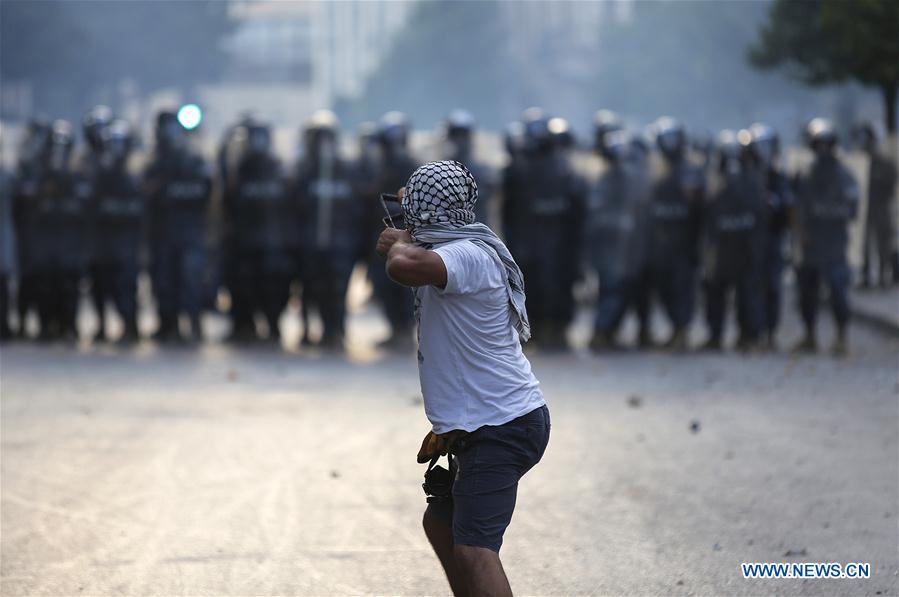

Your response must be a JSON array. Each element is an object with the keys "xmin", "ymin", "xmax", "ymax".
[{"xmin": 417, "ymin": 239, "xmax": 545, "ymax": 434}]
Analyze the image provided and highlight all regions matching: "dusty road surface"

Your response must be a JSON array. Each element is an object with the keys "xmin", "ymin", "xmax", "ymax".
[{"xmin": 2, "ymin": 302, "xmax": 897, "ymax": 596}]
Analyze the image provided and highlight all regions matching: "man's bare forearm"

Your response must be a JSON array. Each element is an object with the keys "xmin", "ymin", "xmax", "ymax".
[
  {"xmin": 386, "ymin": 241, "xmax": 428, "ymax": 287},
  {"xmin": 385, "ymin": 241, "xmax": 447, "ymax": 288}
]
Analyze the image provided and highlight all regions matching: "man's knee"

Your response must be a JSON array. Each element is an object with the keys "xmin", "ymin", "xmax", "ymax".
[{"xmin": 454, "ymin": 543, "xmax": 499, "ymax": 568}]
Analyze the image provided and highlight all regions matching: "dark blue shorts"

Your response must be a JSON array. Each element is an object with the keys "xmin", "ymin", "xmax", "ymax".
[{"xmin": 426, "ymin": 404, "xmax": 551, "ymax": 552}]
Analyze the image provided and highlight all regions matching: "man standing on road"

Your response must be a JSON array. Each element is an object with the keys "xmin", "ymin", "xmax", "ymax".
[{"xmin": 375, "ymin": 161, "xmax": 550, "ymax": 596}]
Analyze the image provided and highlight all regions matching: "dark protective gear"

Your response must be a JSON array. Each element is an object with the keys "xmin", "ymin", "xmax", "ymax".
[
  {"xmin": 12, "ymin": 118, "xmax": 52, "ymax": 336},
  {"xmin": 547, "ymin": 117, "xmax": 575, "ymax": 150},
  {"xmin": 797, "ymin": 261, "xmax": 851, "ymax": 329},
  {"xmin": 794, "ymin": 144, "xmax": 858, "ymax": 344},
  {"xmin": 853, "ymin": 123, "xmax": 898, "ymax": 286},
  {"xmin": 653, "ymin": 116, "xmax": 687, "ymax": 162},
  {"xmin": 750, "ymin": 123, "xmax": 793, "ymax": 342},
  {"xmin": 806, "ymin": 118, "xmax": 837, "ymax": 148},
  {"xmin": 715, "ymin": 129, "xmax": 742, "ymax": 176},
  {"xmin": 145, "ymin": 113, "xmax": 211, "ymax": 342},
  {"xmin": 521, "ymin": 107, "xmax": 553, "ymax": 154},
  {"xmin": 91, "ymin": 120, "xmax": 144, "ymax": 341},
  {"xmin": 690, "ymin": 129, "xmax": 714, "ymax": 170},
  {"xmin": 593, "ymin": 109, "xmax": 623, "ymax": 156},
  {"xmin": 31, "ymin": 121, "xmax": 92, "ymax": 341},
  {"xmin": 0, "ymin": 167, "xmax": 14, "ymax": 340},
  {"xmin": 504, "ymin": 121, "xmax": 526, "ymax": 158},
  {"xmin": 217, "ymin": 111, "xmax": 258, "ymax": 191},
  {"xmin": 702, "ymin": 139, "xmax": 768, "ymax": 348},
  {"xmin": 294, "ymin": 110, "xmax": 363, "ymax": 348},
  {"xmin": 503, "ymin": 113, "xmax": 587, "ymax": 350},
  {"xmin": 366, "ymin": 112, "xmax": 418, "ymax": 348},
  {"xmin": 648, "ymin": 124, "xmax": 704, "ymax": 342},
  {"xmin": 224, "ymin": 121, "xmax": 293, "ymax": 342},
  {"xmin": 441, "ymin": 110, "xmax": 495, "ymax": 226},
  {"xmin": 587, "ymin": 130, "xmax": 652, "ymax": 346},
  {"xmin": 82, "ymin": 107, "xmax": 115, "ymax": 337}
]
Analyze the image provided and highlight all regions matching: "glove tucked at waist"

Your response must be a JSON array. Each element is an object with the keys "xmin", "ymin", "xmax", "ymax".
[{"xmin": 417, "ymin": 429, "xmax": 469, "ymax": 464}]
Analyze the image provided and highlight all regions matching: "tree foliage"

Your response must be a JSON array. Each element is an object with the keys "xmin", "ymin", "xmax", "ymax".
[{"xmin": 749, "ymin": 0, "xmax": 899, "ymax": 131}]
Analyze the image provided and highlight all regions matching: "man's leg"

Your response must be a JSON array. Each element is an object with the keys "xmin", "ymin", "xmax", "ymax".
[
  {"xmin": 454, "ymin": 544, "xmax": 512, "ymax": 597},
  {"xmin": 422, "ymin": 508, "xmax": 468, "ymax": 596},
  {"xmin": 794, "ymin": 265, "xmax": 819, "ymax": 352}
]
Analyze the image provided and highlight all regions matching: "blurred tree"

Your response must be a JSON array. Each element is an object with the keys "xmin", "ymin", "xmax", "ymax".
[
  {"xmin": 749, "ymin": 0, "xmax": 899, "ymax": 133},
  {"xmin": 591, "ymin": 0, "xmax": 813, "ymax": 133},
  {"xmin": 0, "ymin": 0, "xmax": 234, "ymax": 121}
]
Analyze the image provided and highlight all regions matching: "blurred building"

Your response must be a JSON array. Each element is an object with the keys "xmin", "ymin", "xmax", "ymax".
[
  {"xmin": 498, "ymin": 1, "xmax": 630, "ymax": 128},
  {"xmin": 198, "ymin": 0, "xmax": 416, "ymax": 134}
]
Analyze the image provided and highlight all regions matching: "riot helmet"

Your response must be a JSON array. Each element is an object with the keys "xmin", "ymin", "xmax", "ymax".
[
  {"xmin": 379, "ymin": 111, "xmax": 410, "ymax": 151},
  {"xmin": 245, "ymin": 122, "xmax": 272, "ymax": 157},
  {"xmin": 100, "ymin": 119, "xmax": 134, "ymax": 169},
  {"xmin": 357, "ymin": 121, "xmax": 381, "ymax": 165},
  {"xmin": 155, "ymin": 110, "xmax": 186, "ymax": 153},
  {"xmin": 46, "ymin": 120, "xmax": 75, "ymax": 172},
  {"xmin": 850, "ymin": 121, "xmax": 877, "ymax": 153},
  {"xmin": 522, "ymin": 107, "xmax": 551, "ymax": 153},
  {"xmin": 548, "ymin": 117, "xmax": 574, "ymax": 150},
  {"xmin": 82, "ymin": 105, "xmax": 113, "ymax": 154},
  {"xmin": 304, "ymin": 109, "xmax": 340, "ymax": 161},
  {"xmin": 716, "ymin": 129, "xmax": 741, "ymax": 174},
  {"xmin": 18, "ymin": 117, "xmax": 52, "ymax": 171},
  {"xmin": 654, "ymin": 116, "xmax": 687, "ymax": 161},
  {"xmin": 443, "ymin": 109, "xmax": 476, "ymax": 160},
  {"xmin": 806, "ymin": 117, "xmax": 837, "ymax": 156},
  {"xmin": 749, "ymin": 122, "xmax": 780, "ymax": 168},
  {"xmin": 593, "ymin": 109, "xmax": 622, "ymax": 154},
  {"xmin": 504, "ymin": 121, "xmax": 526, "ymax": 157},
  {"xmin": 601, "ymin": 129, "xmax": 632, "ymax": 163}
]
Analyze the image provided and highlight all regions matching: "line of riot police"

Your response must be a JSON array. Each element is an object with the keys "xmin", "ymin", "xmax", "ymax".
[
  {"xmin": 504, "ymin": 109, "xmax": 893, "ymax": 357},
  {"xmin": 1, "ymin": 105, "xmax": 894, "ymax": 357},
  {"xmin": 1, "ymin": 107, "xmax": 481, "ymax": 349}
]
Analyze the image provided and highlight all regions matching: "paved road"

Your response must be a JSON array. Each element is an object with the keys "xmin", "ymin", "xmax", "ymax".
[{"xmin": 2, "ymin": 303, "xmax": 897, "ymax": 596}]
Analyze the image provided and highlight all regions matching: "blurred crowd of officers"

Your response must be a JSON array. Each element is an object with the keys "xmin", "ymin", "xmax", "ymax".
[{"xmin": 0, "ymin": 105, "xmax": 896, "ymax": 356}]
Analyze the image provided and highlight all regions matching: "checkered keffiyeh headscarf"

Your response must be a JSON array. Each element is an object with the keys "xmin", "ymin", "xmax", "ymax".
[
  {"xmin": 401, "ymin": 160, "xmax": 478, "ymax": 231},
  {"xmin": 405, "ymin": 160, "xmax": 531, "ymax": 342}
]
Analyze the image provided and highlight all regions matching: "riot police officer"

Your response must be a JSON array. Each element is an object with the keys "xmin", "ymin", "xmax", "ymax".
[
  {"xmin": 793, "ymin": 118, "xmax": 858, "ymax": 356},
  {"xmin": 854, "ymin": 122, "xmax": 898, "ymax": 288},
  {"xmin": 0, "ymin": 152, "xmax": 14, "ymax": 341},
  {"xmin": 503, "ymin": 108, "xmax": 587, "ymax": 351},
  {"xmin": 369, "ymin": 111, "xmax": 418, "ymax": 351},
  {"xmin": 441, "ymin": 110, "xmax": 495, "ymax": 226},
  {"xmin": 81, "ymin": 105, "xmax": 115, "ymax": 340},
  {"xmin": 12, "ymin": 118, "xmax": 52, "ymax": 337},
  {"xmin": 500, "ymin": 119, "xmax": 527, "ymax": 250},
  {"xmin": 223, "ymin": 120, "xmax": 292, "ymax": 343},
  {"xmin": 32, "ymin": 121, "xmax": 92, "ymax": 341},
  {"xmin": 592, "ymin": 109, "xmax": 623, "ymax": 158},
  {"xmin": 647, "ymin": 117, "xmax": 704, "ymax": 351},
  {"xmin": 293, "ymin": 110, "xmax": 362, "ymax": 350},
  {"xmin": 144, "ymin": 110, "xmax": 212, "ymax": 344},
  {"xmin": 701, "ymin": 130, "xmax": 767, "ymax": 351},
  {"xmin": 91, "ymin": 120, "xmax": 145, "ymax": 343},
  {"xmin": 750, "ymin": 122, "xmax": 794, "ymax": 349},
  {"xmin": 587, "ymin": 129, "xmax": 652, "ymax": 351}
]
